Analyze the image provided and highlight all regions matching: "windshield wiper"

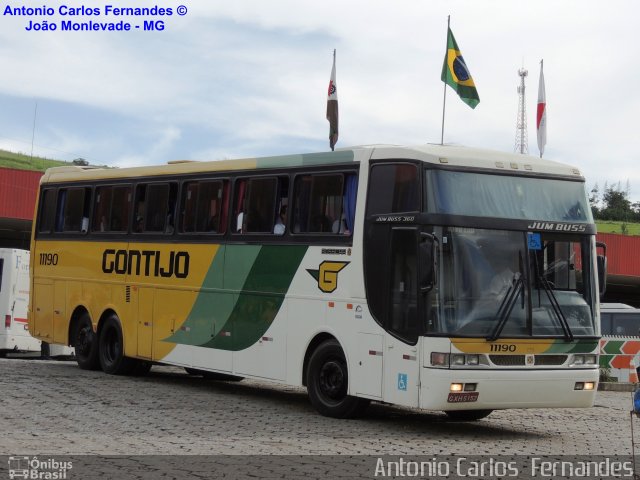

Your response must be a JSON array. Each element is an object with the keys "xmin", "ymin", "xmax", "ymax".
[
  {"xmin": 538, "ymin": 274, "xmax": 574, "ymax": 341},
  {"xmin": 487, "ymin": 272, "xmax": 524, "ymax": 341}
]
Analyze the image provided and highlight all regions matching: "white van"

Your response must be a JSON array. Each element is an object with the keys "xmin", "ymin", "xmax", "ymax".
[
  {"xmin": 0, "ymin": 249, "xmax": 73, "ymax": 357},
  {"xmin": 0, "ymin": 249, "xmax": 40, "ymax": 356}
]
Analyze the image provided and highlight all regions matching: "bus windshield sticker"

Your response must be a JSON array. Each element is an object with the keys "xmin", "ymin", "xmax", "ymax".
[{"xmin": 527, "ymin": 232, "xmax": 542, "ymax": 250}]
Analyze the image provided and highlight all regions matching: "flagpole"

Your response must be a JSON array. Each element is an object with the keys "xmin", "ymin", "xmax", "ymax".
[
  {"xmin": 540, "ymin": 58, "xmax": 543, "ymax": 158},
  {"xmin": 440, "ymin": 15, "xmax": 450, "ymax": 145}
]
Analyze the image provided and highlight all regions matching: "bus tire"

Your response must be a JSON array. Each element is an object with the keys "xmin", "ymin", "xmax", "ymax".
[
  {"xmin": 98, "ymin": 314, "xmax": 135, "ymax": 375},
  {"xmin": 444, "ymin": 409, "xmax": 493, "ymax": 421},
  {"xmin": 74, "ymin": 312, "xmax": 100, "ymax": 370},
  {"xmin": 306, "ymin": 339, "xmax": 369, "ymax": 418},
  {"xmin": 184, "ymin": 367, "xmax": 243, "ymax": 381},
  {"xmin": 131, "ymin": 360, "xmax": 153, "ymax": 376}
]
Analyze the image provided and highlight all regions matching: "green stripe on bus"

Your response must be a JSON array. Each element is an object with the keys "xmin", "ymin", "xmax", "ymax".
[
  {"xmin": 166, "ymin": 245, "xmax": 261, "ymax": 345},
  {"xmin": 202, "ymin": 244, "xmax": 308, "ymax": 351},
  {"xmin": 256, "ymin": 150, "xmax": 355, "ymax": 169},
  {"xmin": 545, "ymin": 339, "xmax": 599, "ymax": 354},
  {"xmin": 166, "ymin": 245, "xmax": 308, "ymax": 350}
]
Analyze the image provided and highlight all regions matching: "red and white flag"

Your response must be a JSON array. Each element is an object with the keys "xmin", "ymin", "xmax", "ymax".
[
  {"xmin": 536, "ymin": 59, "xmax": 547, "ymax": 157},
  {"xmin": 326, "ymin": 49, "xmax": 338, "ymax": 151}
]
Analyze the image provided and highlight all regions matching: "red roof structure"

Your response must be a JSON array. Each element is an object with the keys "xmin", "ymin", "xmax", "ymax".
[{"xmin": 0, "ymin": 167, "xmax": 42, "ymax": 220}]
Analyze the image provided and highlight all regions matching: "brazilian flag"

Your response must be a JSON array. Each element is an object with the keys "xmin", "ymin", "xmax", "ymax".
[{"xmin": 441, "ymin": 27, "xmax": 480, "ymax": 109}]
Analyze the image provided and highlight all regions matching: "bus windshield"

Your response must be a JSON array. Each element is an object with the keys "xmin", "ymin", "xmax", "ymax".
[
  {"xmin": 428, "ymin": 227, "xmax": 596, "ymax": 338},
  {"xmin": 426, "ymin": 170, "xmax": 593, "ymax": 222}
]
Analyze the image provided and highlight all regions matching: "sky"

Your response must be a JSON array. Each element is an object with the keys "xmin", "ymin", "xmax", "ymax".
[{"xmin": 0, "ymin": 0, "xmax": 638, "ymax": 202}]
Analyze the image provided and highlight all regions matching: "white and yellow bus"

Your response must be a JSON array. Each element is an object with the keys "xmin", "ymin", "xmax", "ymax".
[{"xmin": 29, "ymin": 144, "xmax": 603, "ymax": 420}]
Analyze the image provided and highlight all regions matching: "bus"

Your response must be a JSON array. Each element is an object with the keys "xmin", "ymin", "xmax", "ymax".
[
  {"xmin": 599, "ymin": 303, "xmax": 640, "ymax": 382},
  {"xmin": 29, "ymin": 144, "xmax": 603, "ymax": 420},
  {"xmin": 1, "ymin": 248, "xmax": 75, "ymax": 358},
  {"xmin": 1, "ymin": 248, "xmax": 40, "ymax": 356}
]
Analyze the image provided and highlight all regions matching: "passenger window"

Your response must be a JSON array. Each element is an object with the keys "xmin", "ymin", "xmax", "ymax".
[
  {"xmin": 55, "ymin": 187, "xmax": 91, "ymax": 233},
  {"xmin": 600, "ymin": 312, "xmax": 612, "ymax": 336},
  {"xmin": 367, "ymin": 163, "xmax": 419, "ymax": 215},
  {"xmin": 38, "ymin": 189, "xmax": 57, "ymax": 234},
  {"xmin": 292, "ymin": 174, "xmax": 345, "ymax": 234},
  {"xmin": 233, "ymin": 178, "xmax": 279, "ymax": 234},
  {"xmin": 612, "ymin": 313, "xmax": 640, "ymax": 336},
  {"xmin": 134, "ymin": 183, "xmax": 178, "ymax": 234},
  {"xmin": 180, "ymin": 180, "xmax": 228, "ymax": 234},
  {"xmin": 92, "ymin": 185, "xmax": 131, "ymax": 233}
]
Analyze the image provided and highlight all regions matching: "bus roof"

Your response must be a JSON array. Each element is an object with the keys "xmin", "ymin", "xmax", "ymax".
[{"xmin": 40, "ymin": 144, "xmax": 584, "ymax": 184}]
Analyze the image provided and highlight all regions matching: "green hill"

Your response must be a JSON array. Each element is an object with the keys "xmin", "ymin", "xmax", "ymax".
[
  {"xmin": 596, "ymin": 221, "xmax": 640, "ymax": 236},
  {"xmin": 0, "ymin": 149, "xmax": 68, "ymax": 172}
]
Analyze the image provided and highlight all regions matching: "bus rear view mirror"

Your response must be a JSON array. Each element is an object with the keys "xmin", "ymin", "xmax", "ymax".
[
  {"xmin": 596, "ymin": 241, "xmax": 607, "ymax": 299},
  {"xmin": 420, "ymin": 233, "xmax": 438, "ymax": 293}
]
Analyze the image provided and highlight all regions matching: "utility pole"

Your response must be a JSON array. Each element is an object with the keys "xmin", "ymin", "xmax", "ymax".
[{"xmin": 514, "ymin": 68, "xmax": 528, "ymax": 154}]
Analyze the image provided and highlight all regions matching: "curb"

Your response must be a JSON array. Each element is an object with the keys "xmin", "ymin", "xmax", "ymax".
[{"xmin": 598, "ymin": 382, "xmax": 637, "ymax": 392}]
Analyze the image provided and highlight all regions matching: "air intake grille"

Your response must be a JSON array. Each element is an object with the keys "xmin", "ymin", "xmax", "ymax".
[
  {"xmin": 489, "ymin": 354, "xmax": 568, "ymax": 367},
  {"xmin": 490, "ymin": 355, "xmax": 525, "ymax": 366},
  {"xmin": 534, "ymin": 355, "xmax": 567, "ymax": 366},
  {"xmin": 125, "ymin": 285, "xmax": 131, "ymax": 303}
]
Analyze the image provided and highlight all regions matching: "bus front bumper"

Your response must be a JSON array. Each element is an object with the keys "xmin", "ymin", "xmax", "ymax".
[{"xmin": 420, "ymin": 367, "xmax": 599, "ymax": 411}]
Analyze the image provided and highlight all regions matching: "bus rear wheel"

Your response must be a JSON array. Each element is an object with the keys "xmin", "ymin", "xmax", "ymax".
[
  {"xmin": 98, "ymin": 314, "xmax": 136, "ymax": 375},
  {"xmin": 306, "ymin": 339, "xmax": 369, "ymax": 418},
  {"xmin": 74, "ymin": 312, "xmax": 100, "ymax": 370},
  {"xmin": 444, "ymin": 409, "xmax": 493, "ymax": 421}
]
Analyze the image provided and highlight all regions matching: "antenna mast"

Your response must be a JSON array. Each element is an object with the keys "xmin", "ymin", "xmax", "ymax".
[{"xmin": 514, "ymin": 68, "xmax": 528, "ymax": 154}]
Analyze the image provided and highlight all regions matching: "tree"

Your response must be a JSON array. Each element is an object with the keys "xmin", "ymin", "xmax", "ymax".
[
  {"xmin": 600, "ymin": 184, "xmax": 632, "ymax": 221},
  {"xmin": 589, "ymin": 183, "xmax": 600, "ymax": 218}
]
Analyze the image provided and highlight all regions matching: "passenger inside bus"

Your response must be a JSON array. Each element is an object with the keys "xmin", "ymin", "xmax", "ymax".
[{"xmin": 274, "ymin": 205, "xmax": 287, "ymax": 235}]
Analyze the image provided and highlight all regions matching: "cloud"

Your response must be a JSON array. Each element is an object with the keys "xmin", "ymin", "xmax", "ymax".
[{"xmin": 0, "ymin": 0, "xmax": 638, "ymax": 199}]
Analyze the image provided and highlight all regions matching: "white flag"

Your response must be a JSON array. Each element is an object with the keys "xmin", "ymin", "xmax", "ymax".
[{"xmin": 536, "ymin": 60, "xmax": 547, "ymax": 157}]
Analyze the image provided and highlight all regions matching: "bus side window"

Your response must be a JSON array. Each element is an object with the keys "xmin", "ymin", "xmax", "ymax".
[
  {"xmin": 135, "ymin": 183, "xmax": 177, "ymax": 234},
  {"xmin": 56, "ymin": 187, "xmax": 91, "ymax": 233},
  {"xmin": 92, "ymin": 185, "xmax": 131, "ymax": 233},
  {"xmin": 292, "ymin": 174, "xmax": 344, "ymax": 234},
  {"xmin": 38, "ymin": 188, "xmax": 57, "ymax": 234},
  {"xmin": 234, "ymin": 178, "xmax": 278, "ymax": 234},
  {"xmin": 367, "ymin": 164, "xmax": 419, "ymax": 215},
  {"xmin": 612, "ymin": 313, "xmax": 640, "ymax": 336},
  {"xmin": 180, "ymin": 180, "xmax": 228, "ymax": 234},
  {"xmin": 600, "ymin": 312, "xmax": 612, "ymax": 335}
]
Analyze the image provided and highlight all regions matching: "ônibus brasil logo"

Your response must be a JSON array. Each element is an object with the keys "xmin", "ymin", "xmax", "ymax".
[{"xmin": 7, "ymin": 456, "xmax": 72, "ymax": 479}]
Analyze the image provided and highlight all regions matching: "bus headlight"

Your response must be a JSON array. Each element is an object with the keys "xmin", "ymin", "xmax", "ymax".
[
  {"xmin": 431, "ymin": 352, "xmax": 449, "ymax": 367},
  {"xmin": 570, "ymin": 354, "xmax": 598, "ymax": 366},
  {"xmin": 451, "ymin": 354, "xmax": 466, "ymax": 366},
  {"xmin": 431, "ymin": 353, "xmax": 487, "ymax": 368}
]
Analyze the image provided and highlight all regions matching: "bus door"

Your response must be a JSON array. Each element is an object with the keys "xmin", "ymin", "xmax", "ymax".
[
  {"xmin": 382, "ymin": 227, "xmax": 421, "ymax": 407},
  {"xmin": 364, "ymin": 162, "xmax": 423, "ymax": 406}
]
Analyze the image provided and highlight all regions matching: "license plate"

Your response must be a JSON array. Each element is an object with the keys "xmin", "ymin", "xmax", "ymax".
[{"xmin": 447, "ymin": 392, "xmax": 479, "ymax": 403}]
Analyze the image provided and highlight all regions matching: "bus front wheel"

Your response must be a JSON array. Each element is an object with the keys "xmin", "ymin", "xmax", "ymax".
[
  {"xmin": 306, "ymin": 339, "xmax": 369, "ymax": 418},
  {"xmin": 98, "ymin": 314, "xmax": 136, "ymax": 375},
  {"xmin": 74, "ymin": 312, "xmax": 100, "ymax": 370},
  {"xmin": 444, "ymin": 409, "xmax": 493, "ymax": 421}
]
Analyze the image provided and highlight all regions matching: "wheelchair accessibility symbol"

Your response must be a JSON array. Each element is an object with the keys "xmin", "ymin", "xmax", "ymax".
[{"xmin": 397, "ymin": 373, "xmax": 408, "ymax": 391}]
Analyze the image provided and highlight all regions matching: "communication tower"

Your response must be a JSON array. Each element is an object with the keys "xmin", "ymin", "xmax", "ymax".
[{"xmin": 514, "ymin": 68, "xmax": 528, "ymax": 154}]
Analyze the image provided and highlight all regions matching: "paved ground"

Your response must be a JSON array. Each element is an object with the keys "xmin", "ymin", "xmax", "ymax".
[{"xmin": 0, "ymin": 358, "xmax": 637, "ymax": 478}]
